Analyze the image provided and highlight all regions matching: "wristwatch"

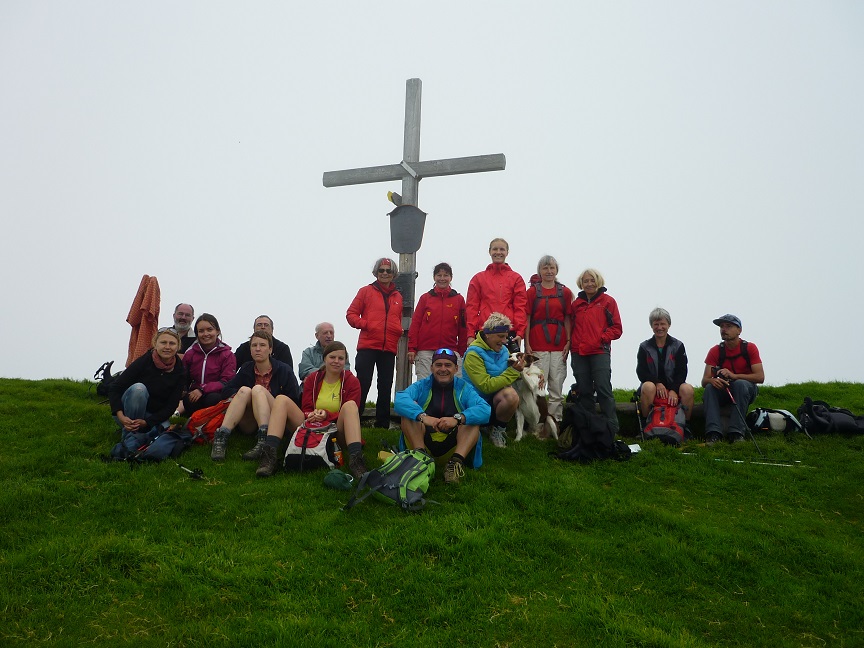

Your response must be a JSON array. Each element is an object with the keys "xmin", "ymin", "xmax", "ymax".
[
  {"xmin": 453, "ymin": 413, "xmax": 464, "ymax": 425},
  {"xmin": 417, "ymin": 413, "xmax": 427, "ymax": 422}
]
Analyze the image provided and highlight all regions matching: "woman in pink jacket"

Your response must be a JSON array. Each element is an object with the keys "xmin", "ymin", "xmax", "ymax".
[{"xmin": 180, "ymin": 313, "xmax": 236, "ymax": 416}]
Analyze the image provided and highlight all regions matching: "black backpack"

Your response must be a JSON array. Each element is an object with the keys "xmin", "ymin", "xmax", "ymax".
[
  {"xmin": 797, "ymin": 398, "xmax": 864, "ymax": 436},
  {"xmin": 93, "ymin": 360, "xmax": 121, "ymax": 398},
  {"xmin": 555, "ymin": 402, "xmax": 631, "ymax": 463}
]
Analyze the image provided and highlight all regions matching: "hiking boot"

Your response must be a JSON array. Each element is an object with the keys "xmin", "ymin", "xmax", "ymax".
[
  {"xmin": 705, "ymin": 432, "xmax": 722, "ymax": 446},
  {"xmin": 211, "ymin": 427, "xmax": 230, "ymax": 461},
  {"xmin": 729, "ymin": 433, "xmax": 746, "ymax": 444},
  {"xmin": 444, "ymin": 458, "xmax": 465, "ymax": 485},
  {"xmin": 256, "ymin": 445, "xmax": 279, "ymax": 478},
  {"xmin": 348, "ymin": 451, "xmax": 368, "ymax": 480},
  {"xmin": 242, "ymin": 431, "xmax": 267, "ymax": 461},
  {"xmin": 490, "ymin": 426, "xmax": 507, "ymax": 448}
]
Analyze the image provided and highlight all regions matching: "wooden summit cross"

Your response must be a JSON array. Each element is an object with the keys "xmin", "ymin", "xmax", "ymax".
[{"xmin": 323, "ymin": 77, "xmax": 506, "ymax": 393}]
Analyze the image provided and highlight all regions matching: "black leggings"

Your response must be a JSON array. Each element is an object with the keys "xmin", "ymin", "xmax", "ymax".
[
  {"xmin": 183, "ymin": 390, "xmax": 223, "ymax": 416},
  {"xmin": 355, "ymin": 349, "xmax": 396, "ymax": 428}
]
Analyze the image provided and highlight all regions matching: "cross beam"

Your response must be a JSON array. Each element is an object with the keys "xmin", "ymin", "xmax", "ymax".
[{"xmin": 323, "ymin": 78, "xmax": 506, "ymax": 396}]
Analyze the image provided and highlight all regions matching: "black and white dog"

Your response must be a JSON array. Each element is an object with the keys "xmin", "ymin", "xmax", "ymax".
[{"xmin": 513, "ymin": 353, "xmax": 558, "ymax": 441}]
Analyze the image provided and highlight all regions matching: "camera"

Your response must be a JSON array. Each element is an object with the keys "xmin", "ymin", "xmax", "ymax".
[
  {"xmin": 506, "ymin": 331, "xmax": 521, "ymax": 355},
  {"xmin": 712, "ymin": 366, "xmax": 733, "ymax": 382}
]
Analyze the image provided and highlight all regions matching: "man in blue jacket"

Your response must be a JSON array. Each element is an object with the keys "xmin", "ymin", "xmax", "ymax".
[{"xmin": 395, "ymin": 348, "xmax": 491, "ymax": 485}]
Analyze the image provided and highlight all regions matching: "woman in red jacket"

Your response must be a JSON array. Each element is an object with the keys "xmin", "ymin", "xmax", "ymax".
[
  {"xmin": 466, "ymin": 238, "xmax": 527, "ymax": 346},
  {"xmin": 254, "ymin": 342, "xmax": 366, "ymax": 479},
  {"xmin": 407, "ymin": 262, "xmax": 468, "ymax": 380},
  {"xmin": 569, "ymin": 268, "xmax": 623, "ymax": 433},
  {"xmin": 346, "ymin": 257, "xmax": 403, "ymax": 429}
]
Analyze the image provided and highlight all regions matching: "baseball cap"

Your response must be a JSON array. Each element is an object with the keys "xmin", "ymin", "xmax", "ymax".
[{"xmin": 712, "ymin": 314, "xmax": 742, "ymax": 328}]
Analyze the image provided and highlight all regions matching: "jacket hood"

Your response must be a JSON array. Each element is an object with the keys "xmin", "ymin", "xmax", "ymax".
[{"xmin": 577, "ymin": 286, "xmax": 608, "ymax": 302}]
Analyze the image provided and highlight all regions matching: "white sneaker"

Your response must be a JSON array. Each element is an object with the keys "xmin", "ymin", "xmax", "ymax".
[{"xmin": 490, "ymin": 426, "xmax": 507, "ymax": 448}]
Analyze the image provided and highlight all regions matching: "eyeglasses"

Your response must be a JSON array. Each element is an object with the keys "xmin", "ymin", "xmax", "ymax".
[
  {"xmin": 434, "ymin": 348, "xmax": 456, "ymax": 356},
  {"xmin": 377, "ymin": 267, "xmax": 394, "ymax": 274},
  {"xmin": 158, "ymin": 327, "xmax": 178, "ymax": 334}
]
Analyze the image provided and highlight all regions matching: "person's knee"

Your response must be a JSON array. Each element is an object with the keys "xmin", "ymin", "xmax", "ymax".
[
  {"xmin": 126, "ymin": 383, "xmax": 149, "ymax": 397},
  {"xmin": 249, "ymin": 385, "xmax": 266, "ymax": 397},
  {"xmin": 679, "ymin": 383, "xmax": 695, "ymax": 402}
]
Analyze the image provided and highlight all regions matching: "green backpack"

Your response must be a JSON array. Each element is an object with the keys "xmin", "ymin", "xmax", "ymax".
[{"xmin": 343, "ymin": 449, "xmax": 435, "ymax": 512}]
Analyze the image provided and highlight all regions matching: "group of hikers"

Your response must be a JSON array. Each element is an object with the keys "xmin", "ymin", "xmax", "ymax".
[{"xmin": 108, "ymin": 237, "xmax": 765, "ymax": 485}]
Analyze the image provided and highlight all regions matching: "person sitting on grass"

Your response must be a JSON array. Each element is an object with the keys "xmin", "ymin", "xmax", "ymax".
[
  {"xmin": 109, "ymin": 327, "xmax": 187, "ymax": 435},
  {"xmin": 462, "ymin": 312, "xmax": 526, "ymax": 448},
  {"xmin": 254, "ymin": 341, "xmax": 366, "ymax": 479},
  {"xmin": 395, "ymin": 348, "xmax": 491, "ymax": 485},
  {"xmin": 180, "ymin": 313, "xmax": 236, "ymax": 416},
  {"xmin": 209, "ymin": 330, "xmax": 301, "ymax": 462},
  {"xmin": 700, "ymin": 314, "xmax": 765, "ymax": 445},
  {"xmin": 636, "ymin": 307, "xmax": 694, "ymax": 435}
]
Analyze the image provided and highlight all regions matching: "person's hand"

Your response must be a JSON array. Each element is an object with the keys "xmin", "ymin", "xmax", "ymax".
[
  {"xmin": 561, "ymin": 343, "xmax": 570, "ymax": 362},
  {"xmin": 188, "ymin": 389, "xmax": 203, "ymax": 403},
  {"xmin": 306, "ymin": 409, "xmax": 327, "ymax": 423},
  {"xmin": 656, "ymin": 382, "xmax": 667, "ymax": 401},
  {"xmin": 666, "ymin": 390, "xmax": 679, "ymax": 406},
  {"xmin": 510, "ymin": 355, "xmax": 526, "ymax": 372},
  {"xmin": 538, "ymin": 374, "xmax": 546, "ymax": 390},
  {"xmin": 407, "ymin": 352, "xmax": 415, "ymax": 364},
  {"xmin": 420, "ymin": 414, "xmax": 441, "ymax": 429},
  {"xmin": 434, "ymin": 416, "xmax": 458, "ymax": 432}
]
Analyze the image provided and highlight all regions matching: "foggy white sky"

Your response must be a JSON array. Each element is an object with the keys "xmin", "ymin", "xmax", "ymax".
[{"xmin": 1, "ymin": 2, "xmax": 862, "ymax": 399}]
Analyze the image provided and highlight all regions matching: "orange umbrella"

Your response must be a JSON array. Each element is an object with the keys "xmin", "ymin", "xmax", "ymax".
[{"xmin": 126, "ymin": 274, "xmax": 161, "ymax": 367}]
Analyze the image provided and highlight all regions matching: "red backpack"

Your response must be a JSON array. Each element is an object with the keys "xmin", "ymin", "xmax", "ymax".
[
  {"xmin": 643, "ymin": 396, "xmax": 685, "ymax": 445},
  {"xmin": 185, "ymin": 399, "xmax": 231, "ymax": 444}
]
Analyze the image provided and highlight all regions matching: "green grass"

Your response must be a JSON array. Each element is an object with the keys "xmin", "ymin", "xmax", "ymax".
[{"xmin": 2, "ymin": 379, "xmax": 863, "ymax": 646}]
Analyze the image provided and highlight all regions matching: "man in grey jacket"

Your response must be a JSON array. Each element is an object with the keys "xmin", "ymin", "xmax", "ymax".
[{"xmin": 298, "ymin": 322, "xmax": 351, "ymax": 380}]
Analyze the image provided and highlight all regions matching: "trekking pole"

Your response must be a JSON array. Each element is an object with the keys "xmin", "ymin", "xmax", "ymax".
[
  {"xmin": 632, "ymin": 391, "xmax": 645, "ymax": 442},
  {"xmin": 176, "ymin": 463, "xmax": 204, "ymax": 480},
  {"xmin": 724, "ymin": 385, "xmax": 766, "ymax": 460}
]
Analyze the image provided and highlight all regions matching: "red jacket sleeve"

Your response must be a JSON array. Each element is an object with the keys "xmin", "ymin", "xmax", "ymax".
[
  {"xmin": 457, "ymin": 295, "xmax": 468, "ymax": 355},
  {"xmin": 601, "ymin": 297, "xmax": 623, "ymax": 344},
  {"xmin": 407, "ymin": 293, "xmax": 428, "ymax": 353},
  {"xmin": 346, "ymin": 286, "xmax": 368, "ymax": 331},
  {"xmin": 511, "ymin": 274, "xmax": 528, "ymax": 338},
  {"xmin": 465, "ymin": 276, "xmax": 482, "ymax": 336}
]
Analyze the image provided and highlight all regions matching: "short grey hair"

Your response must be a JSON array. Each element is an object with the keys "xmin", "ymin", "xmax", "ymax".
[
  {"xmin": 649, "ymin": 308, "xmax": 671, "ymax": 326},
  {"xmin": 536, "ymin": 255, "xmax": 559, "ymax": 275}
]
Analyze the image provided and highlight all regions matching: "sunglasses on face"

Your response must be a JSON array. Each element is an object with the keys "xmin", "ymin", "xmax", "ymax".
[
  {"xmin": 377, "ymin": 268, "xmax": 393, "ymax": 274},
  {"xmin": 158, "ymin": 327, "xmax": 178, "ymax": 334}
]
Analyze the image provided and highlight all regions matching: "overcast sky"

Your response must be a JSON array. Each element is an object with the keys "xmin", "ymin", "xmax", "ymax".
[{"xmin": 2, "ymin": 2, "xmax": 862, "ymax": 400}]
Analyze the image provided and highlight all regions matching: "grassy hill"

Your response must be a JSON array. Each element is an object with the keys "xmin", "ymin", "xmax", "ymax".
[{"xmin": 1, "ymin": 378, "xmax": 863, "ymax": 647}]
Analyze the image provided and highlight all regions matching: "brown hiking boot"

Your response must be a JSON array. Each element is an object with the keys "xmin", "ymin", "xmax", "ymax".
[
  {"xmin": 348, "ymin": 451, "xmax": 368, "ymax": 480},
  {"xmin": 256, "ymin": 445, "xmax": 279, "ymax": 478},
  {"xmin": 444, "ymin": 458, "xmax": 465, "ymax": 485},
  {"xmin": 242, "ymin": 431, "xmax": 267, "ymax": 461}
]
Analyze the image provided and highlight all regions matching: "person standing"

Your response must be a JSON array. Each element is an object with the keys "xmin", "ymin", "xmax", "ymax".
[
  {"xmin": 465, "ymin": 238, "xmax": 527, "ymax": 345},
  {"xmin": 172, "ymin": 303, "xmax": 196, "ymax": 355},
  {"xmin": 407, "ymin": 262, "xmax": 468, "ymax": 380},
  {"xmin": 524, "ymin": 255, "xmax": 573, "ymax": 425},
  {"xmin": 569, "ymin": 268, "xmax": 622, "ymax": 433},
  {"xmin": 346, "ymin": 257, "xmax": 403, "ymax": 429}
]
